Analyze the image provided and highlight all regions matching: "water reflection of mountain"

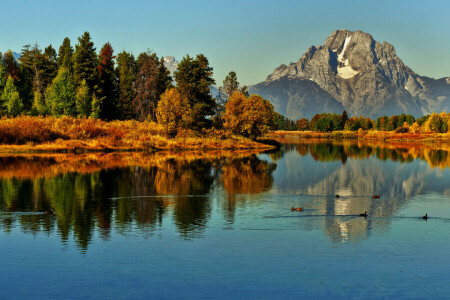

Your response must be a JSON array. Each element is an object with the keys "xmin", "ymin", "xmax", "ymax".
[
  {"xmin": 0, "ymin": 152, "xmax": 276, "ymax": 250},
  {"xmin": 273, "ymin": 140, "xmax": 450, "ymax": 243}
]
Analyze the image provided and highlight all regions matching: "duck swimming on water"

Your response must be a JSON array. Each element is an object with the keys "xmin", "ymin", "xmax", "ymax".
[
  {"xmin": 291, "ymin": 207, "xmax": 303, "ymax": 212},
  {"xmin": 372, "ymin": 195, "xmax": 380, "ymax": 199},
  {"xmin": 422, "ymin": 213, "xmax": 428, "ymax": 220},
  {"xmin": 359, "ymin": 211, "xmax": 368, "ymax": 217},
  {"xmin": 44, "ymin": 208, "xmax": 54, "ymax": 215},
  {"xmin": 335, "ymin": 194, "xmax": 340, "ymax": 198}
]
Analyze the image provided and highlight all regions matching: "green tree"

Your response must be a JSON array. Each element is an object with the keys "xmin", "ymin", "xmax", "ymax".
[
  {"xmin": 97, "ymin": 42, "xmax": 117, "ymax": 120},
  {"xmin": 0, "ymin": 60, "xmax": 6, "ymax": 95},
  {"xmin": 32, "ymin": 91, "xmax": 47, "ymax": 115},
  {"xmin": 90, "ymin": 93, "xmax": 102, "ymax": 118},
  {"xmin": 58, "ymin": 37, "xmax": 74, "ymax": 69},
  {"xmin": 1, "ymin": 76, "xmax": 23, "ymax": 116},
  {"xmin": 156, "ymin": 88, "xmax": 192, "ymax": 137},
  {"xmin": 73, "ymin": 32, "xmax": 98, "ymax": 91},
  {"xmin": 116, "ymin": 51, "xmax": 136, "ymax": 120},
  {"xmin": 43, "ymin": 45, "xmax": 58, "ymax": 88},
  {"xmin": 175, "ymin": 54, "xmax": 216, "ymax": 130},
  {"xmin": 75, "ymin": 79, "xmax": 91, "ymax": 117},
  {"xmin": 222, "ymin": 71, "xmax": 239, "ymax": 98},
  {"xmin": 45, "ymin": 67, "xmax": 76, "ymax": 116}
]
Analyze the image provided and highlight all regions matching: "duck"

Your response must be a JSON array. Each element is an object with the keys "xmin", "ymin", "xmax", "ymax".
[
  {"xmin": 372, "ymin": 195, "xmax": 380, "ymax": 199},
  {"xmin": 359, "ymin": 211, "xmax": 368, "ymax": 217},
  {"xmin": 44, "ymin": 208, "xmax": 54, "ymax": 215},
  {"xmin": 335, "ymin": 194, "xmax": 340, "ymax": 198},
  {"xmin": 291, "ymin": 207, "xmax": 303, "ymax": 212},
  {"xmin": 422, "ymin": 213, "xmax": 428, "ymax": 220}
]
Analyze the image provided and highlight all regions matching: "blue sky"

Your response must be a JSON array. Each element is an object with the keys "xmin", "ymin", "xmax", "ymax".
[{"xmin": 2, "ymin": 0, "xmax": 450, "ymax": 85}]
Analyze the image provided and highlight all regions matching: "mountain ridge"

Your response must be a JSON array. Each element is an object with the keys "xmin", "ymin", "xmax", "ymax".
[{"xmin": 249, "ymin": 29, "xmax": 450, "ymax": 119}]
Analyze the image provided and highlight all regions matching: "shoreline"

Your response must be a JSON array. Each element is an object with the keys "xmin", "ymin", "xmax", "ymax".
[
  {"xmin": 0, "ymin": 116, "xmax": 275, "ymax": 154},
  {"xmin": 270, "ymin": 130, "xmax": 450, "ymax": 143}
]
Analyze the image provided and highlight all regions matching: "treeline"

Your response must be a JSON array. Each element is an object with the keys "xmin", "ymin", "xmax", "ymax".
[
  {"xmin": 0, "ymin": 32, "xmax": 276, "ymax": 139},
  {"xmin": 277, "ymin": 111, "xmax": 450, "ymax": 134}
]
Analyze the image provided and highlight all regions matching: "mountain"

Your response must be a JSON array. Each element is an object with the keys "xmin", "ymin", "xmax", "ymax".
[
  {"xmin": 163, "ymin": 56, "xmax": 179, "ymax": 78},
  {"xmin": 249, "ymin": 30, "xmax": 450, "ymax": 119}
]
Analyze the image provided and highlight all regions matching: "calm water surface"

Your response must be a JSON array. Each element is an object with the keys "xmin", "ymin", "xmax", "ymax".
[{"xmin": 1, "ymin": 140, "xmax": 450, "ymax": 299}]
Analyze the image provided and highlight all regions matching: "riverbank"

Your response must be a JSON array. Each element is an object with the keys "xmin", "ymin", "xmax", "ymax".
[
  {"xmin": 0, "ymin": 116, "xmax": 274, "ymax": 153},
  {"xmin": 270, "ymin": 130, "xmax": 450, "ymax": 142}
]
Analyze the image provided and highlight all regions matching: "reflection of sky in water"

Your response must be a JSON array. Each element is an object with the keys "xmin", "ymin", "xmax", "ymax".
[{"xmin": 1, "ymin": 142, "xmax": 450, "ymax": 298}]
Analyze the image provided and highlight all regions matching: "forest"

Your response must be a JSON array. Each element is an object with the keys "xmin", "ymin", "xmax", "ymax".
[{"xmin": 0, "ymin": 32, "xmax": 276, "ymax": 144}]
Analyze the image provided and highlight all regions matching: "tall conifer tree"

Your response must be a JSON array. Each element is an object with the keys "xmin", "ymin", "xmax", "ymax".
[
  {"xmin": 73, "ymin": 32, "xmax": 98, "ymax": 92},
  {"xmin": 116, "ymin": 51, "xmax": 136, "ymax": 120},
  {"xmin": 97, "ymin": 42, "xmax": 117, "ymax": 120},
  {"xmin": 175, "ymin": 54, "xmax": 216, "ymax": 130},
  {"xmin": 58, "ymin": 37, "xmax": 74, "ymax": 69}
]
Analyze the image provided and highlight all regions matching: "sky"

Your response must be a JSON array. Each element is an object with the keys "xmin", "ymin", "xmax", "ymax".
[{"xmin": 1, "ymin": 0, "xmax": 450, "ymax": 86}]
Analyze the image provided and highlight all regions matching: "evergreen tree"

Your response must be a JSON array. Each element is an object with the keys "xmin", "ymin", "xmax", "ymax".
[
  {"xmin": 116, "ymin": 51, "xmax": 136, "ymax": 120},
  {"xmin": 2, "ymin": 50, "xmax": 19, "ymax": 81},
  {"xmin": 156, "ymin": 56, "xmax": 172, "ymax": 96},
  {"xmin": 45, "ymin": 67, "xmax": 76, "ymax": 116},
  {"xmin": 174, "ymin": 54, "xmax": 216, "ymax": 130},
  {"xmin": 58, "ymin": 37, "xmax": 74, "ymax": 69},
  {"xmin": 76, "ymin": 79, "xmax": 91, "ymax": 117},
  {"xmin": 19, "ymin": 44, "xmax": 44, "ymax": 100},
  {"xmin": 96, "ymin": 42, "xmax": 117, "ymax": 120},
  {"xmin": 0, "ymin": 59, "xmax": 6, "ymax": 96},
  {"xmin": 43, "ymin": 45, "xmax": 58, "ymax": 88},
  {"xmin": 90, "ymin": 93, "xmax": 102, "ymax": 118},
  {"xmin": 32, "ymin": 91, "xmax": 47, "ymax": 115},
  {"xmin": 222, "ymin": 71, "xmax": 239, "ymax": 98},
  {"xmin": 1, "ymin": 76, "xmax": 23, "ymax": 116},
  {"xmin": 73, "ymin": 32, "xmax": 98, "ymax": 91},
  {"xmin": 132, "ymin": 52, "xmax": 159, "ymax": 121}
]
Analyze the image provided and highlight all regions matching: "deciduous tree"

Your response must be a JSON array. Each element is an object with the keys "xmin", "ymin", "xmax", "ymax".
[{"xmin": 156, "ymin": 88, "xmax": 192, "ymax": 137}]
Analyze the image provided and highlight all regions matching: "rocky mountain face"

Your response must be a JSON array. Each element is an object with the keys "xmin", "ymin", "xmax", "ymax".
[
  {"xmin": 249, "ymin": 30, "xmax": 450, "ymax": 119},
  {"xmin": 163, "ymin": 56, "xmax": 179, "ymax": 78}
]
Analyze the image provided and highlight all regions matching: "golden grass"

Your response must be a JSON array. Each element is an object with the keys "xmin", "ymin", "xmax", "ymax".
[
  {"xmin": 0, "ymin": 116, "xmax": 274, "ymax": 153},
  {"xmin": 270, "ymin": 130, "xmax": 450, "ymax": 142}
]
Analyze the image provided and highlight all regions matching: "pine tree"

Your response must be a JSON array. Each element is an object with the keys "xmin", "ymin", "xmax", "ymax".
[
  {"xmin": 0, "ymin": 59, "xmax": 6, "ymax": 96},
  {"xmin": 222, "ymin": 71, "xmax": 239, "ymax": 98},
  {"xmin": 96, "ymin": 42, "xmax": 117, "ymax": 120},
  {"xmin": 58, "ymin": 37, "xmax": 74, "ymax": 70},
  {"xmin": 76, "ymin": 79, "xmax": 91, "ymax": 117},
  {"xmin": 45, "ymin": 67, "xmax": 76, "ymax": 116},
  {"xmin": 90, "ymin": 93, "xmax": 102, "ymax": 118},
  {"xmin": 116, "ymin": 51, "xmax": 136, "ymax": 120},
  {"xmin": 175, "ymin": 54, "xmax": 216, "ymax": 130},
  {"xmin": 2, "ymin": 50, "xmax": 19, "ymax": 81},
  {"xmin": 1, "ymin": 76, "xmax": 23, "ymax": 116},
  {"xmin": 73, "ymin": 32, "xmax": 98, "ymax": 91},
  {"xmin": 32, "ymin": 91, "xmax": 47, "ymax": 115},
  {"xmin": 132, "ymin": 52, "xmax": 159, "ymax": 121},
  {"xmin": 43, "ymin": 45, "xmax": 58, "ymax": 88}
]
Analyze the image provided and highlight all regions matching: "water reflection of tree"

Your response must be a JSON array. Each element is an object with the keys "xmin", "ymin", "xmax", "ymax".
[
  {"xmin": 220, "ymin": 155, "xmax": 276, "ymax": 223},
  {"xmin": 0, "ymin": 152, "xmax": 276, "ymax": 249}
]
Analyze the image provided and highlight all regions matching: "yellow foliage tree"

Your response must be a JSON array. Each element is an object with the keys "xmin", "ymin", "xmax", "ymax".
[
  {"xmin": 223, "ymin": 91, "xmax": 275, "ymax": 139},
  {"xmin": 156, "ymin": 88, "xmax": 192, "ymax": 137}
]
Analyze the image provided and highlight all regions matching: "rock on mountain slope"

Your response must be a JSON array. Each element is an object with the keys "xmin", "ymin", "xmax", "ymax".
[
  {"xmin": 249, "ymin": 30, "xmax": 450, "ymax": 119},
  {"xmin": 163, "ymin": 56, "xmax": 179, "ymax": 78}
]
